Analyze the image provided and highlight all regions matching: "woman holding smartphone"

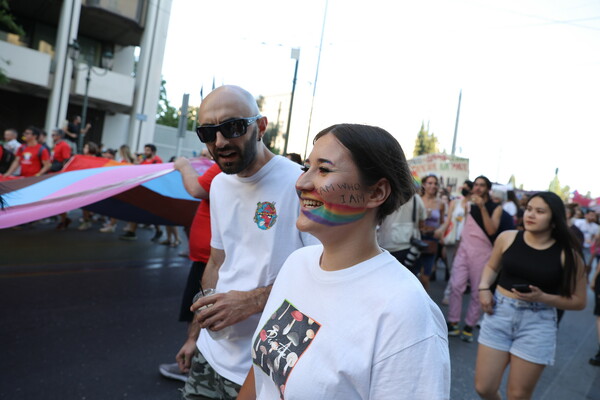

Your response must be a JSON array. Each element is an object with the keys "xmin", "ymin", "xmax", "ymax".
[
  {"xmin": 475, "ymin": 191, "xmax": 586, "ymax": 400},
  {"xmin": 237, "ymin": 124, "xmax": 450, "ymax": 399}
]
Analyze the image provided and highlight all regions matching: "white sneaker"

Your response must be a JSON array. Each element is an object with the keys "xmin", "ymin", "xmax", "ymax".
[
  {"xmin": 99, "ymin": 224, "xmax": 116, "ymax": 233},
  {"xmin": 77, "ymin": 221, "xmax": 92, "ymax": 231},
  {"xmin": 158, "ymin": 362, "xmax": 188, "ymax": 382}
]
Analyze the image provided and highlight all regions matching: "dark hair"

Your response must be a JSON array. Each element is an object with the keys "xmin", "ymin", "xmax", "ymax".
[
  {"xmin": 52, "ymin": 129, "xmax": 65, "ymax": 138},
  {"xmin": 474, "ymin": 175, "xmax": 492, "ymax": 190},
  {"xmin": 85, "ymin": 141, "xmax": 100, "ymax": 156},
  {"xmin": 313, "ymin": 124, "xmax": 414, "ymax": 223},
  {"xmin": 26, "ymin": 126, "xmax": 41, "ymax": 138},
  {"xmin": 286, "ymin": 153, "xmax": 303, "ymax": 165},
  {"xmin": 464, "ymin": 180, "xmax": 474, "ymax": 190},
  {"xmin": 145, "ymin": 144, "xmax": 157, "ymax": 153},
  {"xmin": 527, "ymin": 192, "xmax": 582, "ymax": 297},
  {"xmin": 507, "ymin": 190, "xmax": 518, "ymax": 206}
]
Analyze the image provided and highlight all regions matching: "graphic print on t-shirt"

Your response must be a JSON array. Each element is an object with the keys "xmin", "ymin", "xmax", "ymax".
[
  {"xmin": 253, "ymin": 201, "xmax": 278, "ymax": 230},
  {"xmin": 252, "ymin": 300, "xmax": 321, "ymax": 398}
]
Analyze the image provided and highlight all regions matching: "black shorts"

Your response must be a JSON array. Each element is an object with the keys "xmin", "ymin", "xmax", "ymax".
[{"xmin": 179, "ymin": 261, "xmax": 207, "ymax": 322}]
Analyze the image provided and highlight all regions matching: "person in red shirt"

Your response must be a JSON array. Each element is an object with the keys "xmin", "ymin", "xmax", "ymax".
[
  {"xmin": 139, "ymin": 143, "xmax": 163, "ymax": 164},
  {"xmin": 158, "ymin": 154, "xmax": 221, "ymax": 382},
  {"xmin": 50, "ymin": 129, "xmax": 72, "ymax": 172},
  {"xmin": 2, "ymin": 126, "xmax": 51, "ymax": 177}
]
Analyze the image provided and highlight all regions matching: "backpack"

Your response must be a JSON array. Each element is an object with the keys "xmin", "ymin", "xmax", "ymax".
[{"xmin": 0, "ymin": 146, "xmax": 16, "ymax": 174}]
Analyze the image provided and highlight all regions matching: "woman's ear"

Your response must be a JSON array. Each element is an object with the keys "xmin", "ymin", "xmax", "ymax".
[{"xmin": 366, "ymin": 178, "xmax": 391, "ymax": 210}]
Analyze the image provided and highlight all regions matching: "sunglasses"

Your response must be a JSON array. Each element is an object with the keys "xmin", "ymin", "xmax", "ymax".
[{"xmin": 195, "ymin": 115, "xmax": 261, "ymax": 143}]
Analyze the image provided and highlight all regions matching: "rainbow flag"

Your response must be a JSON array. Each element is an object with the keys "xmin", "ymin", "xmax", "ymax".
[{"xmin": 0, "ymin": 156, "xmax": 213, "ymax": 229}]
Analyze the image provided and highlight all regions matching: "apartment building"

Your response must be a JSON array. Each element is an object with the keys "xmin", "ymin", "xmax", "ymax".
[{"xmin": 0, "ymin": 0, "xmax": 172, "ymax": 152}]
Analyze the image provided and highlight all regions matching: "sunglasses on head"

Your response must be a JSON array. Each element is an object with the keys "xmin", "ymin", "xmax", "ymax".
[{"xmin": 195, "ymin": 115, "xmax": 261, "ymax": 143}]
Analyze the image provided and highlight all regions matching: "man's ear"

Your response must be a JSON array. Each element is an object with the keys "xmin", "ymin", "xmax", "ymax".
[
  {"xmin": 366, "ymin": 178, "xmax": 391, "ymax": 210},
  {"xmin": 257, "ymin": 116, "xmax": 269, "ymax": 142}
]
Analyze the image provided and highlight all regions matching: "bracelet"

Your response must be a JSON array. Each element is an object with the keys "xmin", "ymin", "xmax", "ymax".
[{"xmin": 478, "ymin": 288, "xmax": 491, "ymax": 291}]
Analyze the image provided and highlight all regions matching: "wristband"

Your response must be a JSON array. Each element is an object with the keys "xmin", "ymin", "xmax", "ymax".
[{"xmin": 478, "ymin": 288, "xmax": 491, "ymax": 291}]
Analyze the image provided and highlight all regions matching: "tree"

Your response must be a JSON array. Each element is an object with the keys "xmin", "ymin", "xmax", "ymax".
[
  {"xmin": 0, "ymin": 0, "xmax": 25, "ymax": 84},
  {"xmin": 413, "ymin": 121, "xmax": 440, "ymax": 157},
  {"xmin": 156, "ymin": 78, "xmax": 179, "ymax": 127}
]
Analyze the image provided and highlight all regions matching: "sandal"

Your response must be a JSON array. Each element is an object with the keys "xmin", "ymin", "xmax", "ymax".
[
  {"xmin": 159, "ymin": 239, "xmax": 171, "ymax": 246},
  {"xmin": 169, "ymin": 240, "xmax": 181, "ymax": 248}
]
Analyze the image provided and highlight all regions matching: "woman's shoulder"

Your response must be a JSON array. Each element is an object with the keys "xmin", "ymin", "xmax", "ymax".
[{"xmin": 495, "ymin": 230, "xmax": 519, "ymax": 250}]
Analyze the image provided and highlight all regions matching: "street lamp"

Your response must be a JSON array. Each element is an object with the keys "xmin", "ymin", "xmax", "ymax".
[
  {"xmin": 282, "ymin": 48, "xmax": 300, "ymax": 156},
  {"xmin": 68, "ymin": 39, "xmax": 114, "ymax": 154}
]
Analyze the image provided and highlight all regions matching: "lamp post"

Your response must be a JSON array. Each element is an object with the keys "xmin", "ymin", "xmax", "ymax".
[
  {"xmin": 68, "ymin": 39, "xmax": 114, "ymax": 154},
  {"xmin": 282, "ymin": 48, "xmax": 300, "ymax": 156}
]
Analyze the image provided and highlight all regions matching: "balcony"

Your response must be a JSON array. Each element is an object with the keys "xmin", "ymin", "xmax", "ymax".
[
  {"xmin": 0, "ymin": 40, "xmax": 51, "ymax": 88},
  {"xmin": 72, "ymin": 66, "xmax": 135, "ymax": 109}
]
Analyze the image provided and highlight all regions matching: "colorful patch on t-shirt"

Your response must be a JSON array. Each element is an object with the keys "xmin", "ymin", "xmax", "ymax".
[
  {"xmin": 252, "ymin": 300, "xmax": 321, "ymax": 398},
  {"xmin": 254, "ymin": 201, "xmax": 278, "ymax": 230}
]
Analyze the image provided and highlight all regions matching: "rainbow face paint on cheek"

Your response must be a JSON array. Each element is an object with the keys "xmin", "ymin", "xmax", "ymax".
[{"xmin": 301, "ymin": 187, "xmax": 367, "ymax": 226}]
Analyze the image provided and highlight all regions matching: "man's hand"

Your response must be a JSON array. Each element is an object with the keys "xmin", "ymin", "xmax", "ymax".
[
  {"xmin": 174, "ymin": 156, "xmax": 191, "ymax": 172},
  {"xmin": 471, "ymin": 194, "xmax": 484, "ymax": 208},
  {"xmin": 191, "ymin": 290, "xmax": 265, "ymax": 332},
  {"xmin": 175, "ymin": 338, "xmax": 197, "ymax": 373}
]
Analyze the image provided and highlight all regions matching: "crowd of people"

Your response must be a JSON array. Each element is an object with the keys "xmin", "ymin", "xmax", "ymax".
[
  {"xmin": 0, "ymin": 122, "xmax": 188, "ymax": 247},
  {"xmin": 2, "ymin": 86, "xmax": 600, "ymax": 399}
]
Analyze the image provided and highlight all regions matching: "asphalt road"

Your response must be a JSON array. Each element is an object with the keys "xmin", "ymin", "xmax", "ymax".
[{"xmin": 1, "ymin": 214, "xmax": 599, "ymax": 399}]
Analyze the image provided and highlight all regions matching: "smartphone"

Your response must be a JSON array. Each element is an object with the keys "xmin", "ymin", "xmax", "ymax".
[{"xmin": 512, "ymin": 283, "xmax": 531, "ymax": 293}]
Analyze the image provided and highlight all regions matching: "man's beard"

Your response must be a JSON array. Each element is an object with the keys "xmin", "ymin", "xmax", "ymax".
[{"xmin": 214, "ymin": 126, "xmax": 258, "ymax": 175}]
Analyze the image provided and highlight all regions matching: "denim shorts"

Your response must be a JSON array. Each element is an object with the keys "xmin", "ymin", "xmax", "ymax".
[{"xmin": 478, "ymin": 291, "xmax": 557, "ymax": 366}]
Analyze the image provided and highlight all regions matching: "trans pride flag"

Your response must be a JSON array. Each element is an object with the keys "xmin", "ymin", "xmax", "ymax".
[{"xmin": 0, "ymin": 156, "xmax": 213, "ymax": 229}]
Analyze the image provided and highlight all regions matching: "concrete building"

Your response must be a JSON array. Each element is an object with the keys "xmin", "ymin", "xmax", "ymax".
[{"xmin": 0, "ymin": 0, "xmax": 172, "ymax": 154}]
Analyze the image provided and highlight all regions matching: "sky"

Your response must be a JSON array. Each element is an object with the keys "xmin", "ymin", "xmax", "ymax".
[{"xmin": 161, "ymin": 0, "xmax": 600, "ymax": 197}]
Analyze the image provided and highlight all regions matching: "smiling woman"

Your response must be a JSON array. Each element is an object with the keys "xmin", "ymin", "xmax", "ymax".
[{"xmin": 238, "ymin": 123, "xmax": 451, "ymax": 400}]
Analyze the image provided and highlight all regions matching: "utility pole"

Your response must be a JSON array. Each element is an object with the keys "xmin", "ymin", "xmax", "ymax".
[
  {"xmin": 451, "ymin": 89, "xmax": 462, "ymax": 156},
  {"xmin": 283, "ymin": 48, "xmax": 300, "ymax": 156}
]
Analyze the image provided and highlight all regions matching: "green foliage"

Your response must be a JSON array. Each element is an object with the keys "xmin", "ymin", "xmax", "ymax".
[
  {"xmin": 413, "ymin": 121, "xmax": 440, "ymax": 156},
  {"xmin": 156, "ymin": 78, "xmax": 179, "ymax": 127},
  {"xmin": 0, "ymin": 0, "xmax": 25, "ymax": 84},
  {"xmin": 0, "ymin": 0, "xmax": 24, "ymax": 36},
  {"xmin": 263, "ymin": 122, "xmax": 281, "ymax": 154}
]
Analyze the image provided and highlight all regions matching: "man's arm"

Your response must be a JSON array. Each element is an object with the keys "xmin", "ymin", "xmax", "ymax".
[
  {"xmin": 174, "ymin": 247, "xmax": 224, "ymax": 372},
  {"xmin": 63, "ymin": 124, "xmax": 77, "ymax": 140},
  {"xmin": 36, "ymin": 159, "xmax": 51, "ymax": 176},
  {"xmin": 192, "ymin": 246, "xmax": 272, "ymax": 332},
  {"xmin": 175, "ymin": 321, "xmax": 201, "ymax": 373},
  {"xmin": 473, "ymin": 195, "xmax": 502, "ymax": 236},
  {"xmin": 81, "ymin": 123, "xmax": 91, "ymax": 136},
  {"xmin": 174, "ymin": 157, "xmax": 209, "ymax": 199}
]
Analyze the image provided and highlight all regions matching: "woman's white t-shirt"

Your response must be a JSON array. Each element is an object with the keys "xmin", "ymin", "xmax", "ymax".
[{"xmin": 251, "ymin": 245, "xmax": 450, "ymax": 399}]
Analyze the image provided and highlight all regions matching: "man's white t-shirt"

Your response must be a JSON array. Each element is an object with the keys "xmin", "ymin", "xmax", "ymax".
[
  {"xmin": 502, "ymin": 201, "xmax": 518, "ymax": 217},
  {"xmin": 574, "ymin": 218, "xmax": 599, "ymax": 248},
  {"xmin": 197, "ymin": 155, "xmax": 316, "ymax": 385},
  {"xmin": 251, "ymin": 245, "xmax": 450, "ymax": 399}
]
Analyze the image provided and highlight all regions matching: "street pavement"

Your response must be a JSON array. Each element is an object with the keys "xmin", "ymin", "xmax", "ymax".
[{"xmin": 1, "ymin": 213, "xmax": 599, "ymax": 400}]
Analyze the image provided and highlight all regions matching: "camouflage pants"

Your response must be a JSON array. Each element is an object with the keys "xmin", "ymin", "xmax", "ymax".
[{"xmin": 180, "ymin": 348, "xmax": 241, "ymax": 400}]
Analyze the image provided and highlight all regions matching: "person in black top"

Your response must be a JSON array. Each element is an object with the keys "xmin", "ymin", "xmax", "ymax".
[
  {"xmin": 475, "ymin": 191, "xmax": 586, "ymax": 400},
  {"xmin": 64, "ymin": 115, "xmax": 91, "ymax": 154}
]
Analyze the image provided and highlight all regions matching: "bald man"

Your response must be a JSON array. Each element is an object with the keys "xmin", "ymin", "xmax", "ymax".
[{"xmin": 176, "ymin": 85, "xmax": 316, "ymax": 399}]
